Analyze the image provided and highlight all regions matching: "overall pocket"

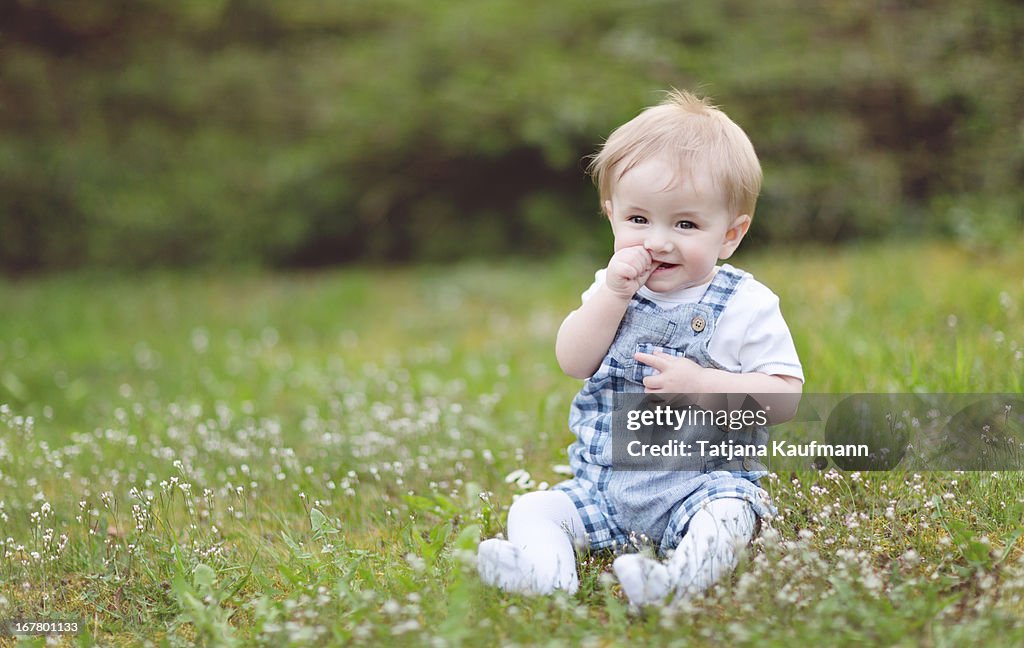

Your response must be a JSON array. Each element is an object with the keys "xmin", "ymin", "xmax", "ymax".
[{"xmin": 630, "ymin": 343, "xmax": 685, "ymax": 384}]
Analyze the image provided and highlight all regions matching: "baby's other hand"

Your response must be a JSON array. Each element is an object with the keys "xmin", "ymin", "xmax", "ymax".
[
  {"xmin": 605, "ymin": 246, "xmax": 655, "ymax": 298},
  {"xmin": 634, "ymin": 351, "xmax": 705, "ymax": 393}
]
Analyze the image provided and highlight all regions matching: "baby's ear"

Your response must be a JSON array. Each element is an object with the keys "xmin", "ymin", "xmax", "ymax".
[
  {"xmin": 603, "ymin": 200, "xmax": 614, "ymax": 219},
  {"xmin": 719, "ymin": 214, "xmax": 751, "ymax": 259}
]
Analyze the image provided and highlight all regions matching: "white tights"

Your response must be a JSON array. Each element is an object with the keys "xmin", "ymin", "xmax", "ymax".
[
  {"xmin": 477, "ymin": 491, "xmax": 586, "ymax": 594},
  {"xmin": 477, "ymin": 490, "xmax": 756, "ymax": 604},
  {"xmin": 612, "ymin": 496, "xmax": 756, "ymax": 605}
]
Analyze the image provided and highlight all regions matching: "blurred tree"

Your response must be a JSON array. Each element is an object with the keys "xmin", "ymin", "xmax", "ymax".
[{"xmin": 0, "ymin": 0, "xmax": 1021, "ymax": 271}]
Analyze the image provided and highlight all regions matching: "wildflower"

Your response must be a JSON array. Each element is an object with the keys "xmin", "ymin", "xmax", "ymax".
[
  {"xmin": 405, "ymin": 553, "xmax": 426, "ymax": 572},
  {"xmin": 391, "ymin": 619, "xmax": 420, "ymax": 635},
  {"xmin": 504, "ymin": 469, "xmax": 535, "ymax": 490},
  {"xmin": 861, "ymin": 571, "xmax": 883, "ymax": 592}
]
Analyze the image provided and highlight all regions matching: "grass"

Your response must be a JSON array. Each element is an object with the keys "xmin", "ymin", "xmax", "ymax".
[{"xmin": 0, "ymin": 239, "xmax": 1023, "ymax": 646}]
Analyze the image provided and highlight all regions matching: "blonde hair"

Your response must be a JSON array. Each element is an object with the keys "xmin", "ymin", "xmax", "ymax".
[{"xmin": 587, "ymin": 89, "xmax": 762, "ymax": 218}]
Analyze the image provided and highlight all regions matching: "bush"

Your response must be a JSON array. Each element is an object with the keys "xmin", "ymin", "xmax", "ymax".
[{"xmin": 1, "ymin": 0, "xmax": 1021, "ymax": 271}]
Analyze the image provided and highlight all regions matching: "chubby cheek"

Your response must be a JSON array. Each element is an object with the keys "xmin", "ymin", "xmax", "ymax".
[
  {"xmin": 611, "ymin": 226, "xmax": 644, "ymax": 252},
  {"xmin": 613, "ymin": 237, "xmax": 637, "ymax": 253}
]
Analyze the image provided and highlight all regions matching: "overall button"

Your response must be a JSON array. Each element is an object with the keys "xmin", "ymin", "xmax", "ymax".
[
  {"xmin": 691, "ymin": 316, "xmax": 706, "ymax": 333},
  {"xmin": 743, "ymin": 456, "xmax": 754, "ymax": 471}
]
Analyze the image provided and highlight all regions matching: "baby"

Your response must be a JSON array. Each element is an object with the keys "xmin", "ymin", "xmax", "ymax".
[{"xmin": 478, "ymin": 90, "xmax": 803, "ymax": 606}]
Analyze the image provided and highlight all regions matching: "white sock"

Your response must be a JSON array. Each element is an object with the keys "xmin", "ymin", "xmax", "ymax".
[
  {"xmin": 611, "ymin": 553, "xmax": 673, "ymax": 604},
  {"xmin": 614, "ymin": 498, "xmax": 756, "ymax": 606},
  {"xmin": 477, "ymin": 490, "xmax": 585, "ymax": 595}
]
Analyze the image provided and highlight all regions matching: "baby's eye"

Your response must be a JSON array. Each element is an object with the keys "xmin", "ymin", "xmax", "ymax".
[
  {"xmin": 628, "ymin": 215, "xmax": 648, "ymax": 225},
  {"xmin": 676, "ymin": 220, "xmax": 697, "ymax": 230}
]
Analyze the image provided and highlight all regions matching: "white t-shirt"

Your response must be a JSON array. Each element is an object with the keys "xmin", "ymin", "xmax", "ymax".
[{"xmin": 579, "ymin": 267, "xmax": 804, "ymax": 382}]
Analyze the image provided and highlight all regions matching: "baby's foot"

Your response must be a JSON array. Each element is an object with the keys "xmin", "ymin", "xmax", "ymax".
[
  {"xmin": 477, "ymin": 538, "xmax": 578, "ymax": 595},
  {"xmin": 612, "ymin": 553, "xmax": 672, "ymax": 606}
]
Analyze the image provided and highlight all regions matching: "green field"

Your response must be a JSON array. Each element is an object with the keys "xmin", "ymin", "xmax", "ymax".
[{"xmin": 1, "ymin": 240, "xmax": 1023, "ymax": 646}]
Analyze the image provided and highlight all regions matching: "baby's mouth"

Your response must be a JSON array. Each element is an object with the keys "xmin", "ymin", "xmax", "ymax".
[{"xmin": 653, "ymin": 262, "xmax": 679, "ymax": 272}]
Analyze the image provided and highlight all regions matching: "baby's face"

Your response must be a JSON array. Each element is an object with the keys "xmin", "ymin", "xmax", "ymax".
[{"xmin": 606, "ymin": 156, "xmax": 748, "ymax": 293}]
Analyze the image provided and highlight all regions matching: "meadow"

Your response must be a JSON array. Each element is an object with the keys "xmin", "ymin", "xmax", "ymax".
[{"xmin": 1, "ymin": 239, "xmax": 1023, "ymax": 646}]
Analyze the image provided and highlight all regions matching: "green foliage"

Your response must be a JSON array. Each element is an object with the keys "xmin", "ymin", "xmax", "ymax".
[
  {"xmin": 171, "ymin": 564, "xmax": 240, "ymax": 647},
  {"xmin": 2, "ymin": 0, "xmax": 1022, "ymax": 271}
]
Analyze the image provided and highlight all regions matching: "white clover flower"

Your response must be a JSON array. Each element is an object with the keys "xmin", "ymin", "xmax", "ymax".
[
  {"xmin": 504, "ymin": 469, "xmax": 535, "ymax": 490},
  {"xmin": 391, "ymin": 619, "xmax": 420, "ymax": 635},
  {"xmin": 861, "ymin": 571, "xmax": 883, "ymax": 592}
]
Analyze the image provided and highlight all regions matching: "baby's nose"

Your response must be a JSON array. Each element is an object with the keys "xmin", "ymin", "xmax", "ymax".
[{"xmin": 644, "ymin": 237, "xmax": 674, "ymax": 253}]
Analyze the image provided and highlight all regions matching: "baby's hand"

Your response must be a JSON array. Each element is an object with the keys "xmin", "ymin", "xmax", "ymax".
[
  {"xmin": 634, "ymin": 351, "xmax": 705, "ymax": 393},
  {"xmin": 605, "ymin": 246, "xmax": 655, "ymax": 298}
]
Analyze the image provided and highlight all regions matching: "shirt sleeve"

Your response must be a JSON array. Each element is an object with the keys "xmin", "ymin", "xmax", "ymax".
[
  {"xmin": 735, "ymin": 288, "xmax": 805, "ymax": 382},
  {"xmin": 580, "ymin": 269, "xmax": 606, "ymax": 304},
  {"xmin": 560, "ymin": 269, "xmax": 605, "ymax": 330}
]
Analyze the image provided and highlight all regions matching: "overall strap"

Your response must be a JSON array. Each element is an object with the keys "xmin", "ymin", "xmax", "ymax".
[{"xmin": 697, "ymin": 264, "xmax": 747, "ymax": 319}]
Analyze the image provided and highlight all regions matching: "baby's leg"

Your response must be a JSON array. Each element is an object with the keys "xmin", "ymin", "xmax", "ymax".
[
  {"xmin": 669, "ymin": 497, "xmax": 756, "ymax": 596},
  {"xmin": 477, "ymin": 490, "xmax": 586, "ymax": 595},
  {"xmin": 614, "ymin": 497, "xmax": 756, "ymax": 606}
]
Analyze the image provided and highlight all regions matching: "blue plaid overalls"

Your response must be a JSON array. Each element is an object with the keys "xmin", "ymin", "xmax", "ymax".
[{"xmin": 554, "ymin": 264, "xmax": 775, "ymax": 552}]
